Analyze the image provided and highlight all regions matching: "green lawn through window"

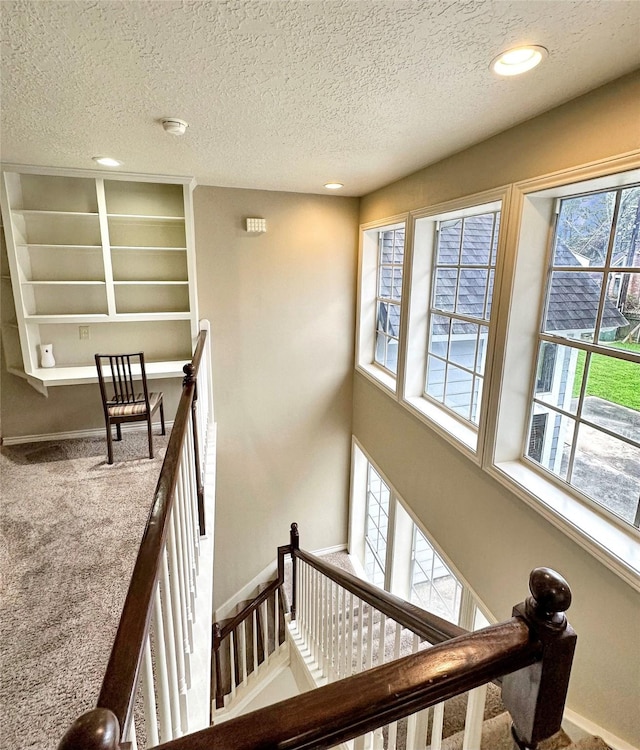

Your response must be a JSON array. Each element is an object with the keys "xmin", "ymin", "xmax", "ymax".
[{"xmin": 573, "ymin": 342, "xmax": 640, "ymax": 411}]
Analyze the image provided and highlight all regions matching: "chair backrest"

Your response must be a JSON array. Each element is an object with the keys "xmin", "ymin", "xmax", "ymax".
[{"xmin": 95, "ymin": 353, "xmax": 150, "ymax": 409}]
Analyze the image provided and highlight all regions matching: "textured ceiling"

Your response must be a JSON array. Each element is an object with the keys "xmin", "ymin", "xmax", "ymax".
[{"xmin": 2, "ymin": 1, "xmax": 639, "ymax": 196}]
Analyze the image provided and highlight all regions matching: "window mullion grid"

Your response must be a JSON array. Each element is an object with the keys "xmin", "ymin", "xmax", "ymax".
[
  {"xmin": 532, "ymin": 386, "xmax": 640, "ymax": 452},
  {"xmin": 591, "ymin": 189, "xmax": 622, "ymax": 345}
]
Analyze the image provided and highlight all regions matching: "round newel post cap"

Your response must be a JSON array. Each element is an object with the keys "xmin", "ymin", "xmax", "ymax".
[
  {"xmin": 527, "ymin": 567, "xmax": 572, "ymax": 627},
  {"xmin": 183, "ymin": 362, "xmax": 195, "ymax": 384},
  {"xmin": 290, "ymin": 521, "xmax": 299, "ymax": 548},
  {"xmin": 58, "ymin": 708, "xmax": 120, "ymax": 750}
]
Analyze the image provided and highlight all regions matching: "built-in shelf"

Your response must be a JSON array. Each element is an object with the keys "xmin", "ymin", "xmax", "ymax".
[
  {"xmin": 111, "ymin": 245, "xmax": 187, "ymax": 252},
  {"xmin": 0, "ymin": 166, "xmax": 198, "ymax": 394},
  {"xmin": 30, "ymin": 360, "xmax": 188, "ymax": 386}
]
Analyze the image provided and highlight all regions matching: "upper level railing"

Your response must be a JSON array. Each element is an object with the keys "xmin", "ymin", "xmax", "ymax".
[
  {"xmin": 58, "ymin": 321, "xmax": 214, "ymax": 750},
  {"xmin": 59, "ymin": 415, "xmax": 577, "ymax": 750},
  {"xmin": 208, "ymin": 524, "xmax": 576, "ymax": 750}
]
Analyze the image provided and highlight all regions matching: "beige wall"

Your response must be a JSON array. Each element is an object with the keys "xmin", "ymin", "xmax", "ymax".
[
  {"xmin": 355, "ymin": 71, "xmax": 640, "ymax": 744},
  {"xmin": 193, "ymin": 186, "xmax": 359, "ymax": 607}
]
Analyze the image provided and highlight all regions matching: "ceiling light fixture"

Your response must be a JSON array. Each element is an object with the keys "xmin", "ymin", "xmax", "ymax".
[
  {"xmin": 92, "ymin": 156, "xmax": 123, "ymax": 167},
  {"xmin": 161, "ymin": 118, "xmax": 189, "ymax": 136},
  {"xmin": 324, "ymin": 182, "xmax": 344, "ymax": 190},
  {"xmin": 490, "ymin": 45, "xmax": 548, "ymax": 77}
]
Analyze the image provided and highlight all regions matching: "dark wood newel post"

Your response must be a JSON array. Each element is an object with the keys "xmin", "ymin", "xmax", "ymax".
[
  {"xmin": 183, "ymin": 362, "xmax": 205, "ymax": 536},
  {"xmin": 58, "ymin": 708, "xmax": 121, "ymax": 750},
  {"xmin": 502, "ymin": 567, "xmax": 577, "ymax": 750},
  {"xmin": 290, "ymin": 522, "xmax": 299, "ymax": 620}
]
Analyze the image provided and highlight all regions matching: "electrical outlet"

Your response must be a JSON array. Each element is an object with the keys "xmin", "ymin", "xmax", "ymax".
[{"xmin": 79, "ymin": 325, "xmax": 90, "ymax": 340}]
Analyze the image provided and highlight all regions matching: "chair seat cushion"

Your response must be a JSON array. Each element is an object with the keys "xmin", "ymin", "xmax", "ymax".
[{"xmin": 107, "ymin": 392, "xmax": 162, "ymax": 417}]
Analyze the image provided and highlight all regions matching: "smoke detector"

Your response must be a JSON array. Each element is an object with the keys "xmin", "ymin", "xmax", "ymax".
[{"xmin": 161, "ymin": 118, "xmax": 189, "ymax": 136}]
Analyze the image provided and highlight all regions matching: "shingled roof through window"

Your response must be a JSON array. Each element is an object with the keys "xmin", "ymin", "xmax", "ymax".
[{"xmin": 431, "ymin": 214, "xmax": 628, "ymax": 337}]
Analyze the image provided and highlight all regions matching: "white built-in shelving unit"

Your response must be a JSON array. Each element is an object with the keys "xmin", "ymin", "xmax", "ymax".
[{"xmin": 0, "ymin": 166, "xmax": 199, "ymax": 395}]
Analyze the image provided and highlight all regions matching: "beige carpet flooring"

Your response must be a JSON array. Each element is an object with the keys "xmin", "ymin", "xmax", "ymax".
[{"xmin": 0, "ymin": 431, "xmax": 168, "ymax": 750}]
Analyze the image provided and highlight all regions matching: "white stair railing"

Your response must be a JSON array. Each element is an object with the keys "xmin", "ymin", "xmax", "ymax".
[
  {"xmin": 291, "ymin": 555, "xmax": 490, "ymax": 750},
  {"xmin": 58, "ymin": 323, "xmax": 215, "ymax": 750}
]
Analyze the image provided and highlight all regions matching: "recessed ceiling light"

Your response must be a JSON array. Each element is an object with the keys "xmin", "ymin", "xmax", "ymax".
[
  {"xmin": 324, "ymin": 182, "xmax": 344, "ymax": 190},
  {"xmin": 92, "ymin": 156, "xmax": 123, "ymax": 167},
  {"xmin": 490, "ymin": 45, "xmax": 548, "ymax": 77}
]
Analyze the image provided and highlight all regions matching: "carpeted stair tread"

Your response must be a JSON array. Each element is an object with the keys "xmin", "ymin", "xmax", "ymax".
[
  {"xmin": 570, "ymin": 738, "xmax": 612, "ymax": 750},
  {"xmin": 440, "ymin": 711, "xmax": 574, "ymax": 750}
]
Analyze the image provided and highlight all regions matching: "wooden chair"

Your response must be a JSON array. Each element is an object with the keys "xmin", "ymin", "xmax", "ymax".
[{"xmin": 95, "ymin": 352, "xmax": 165, "ymax": 464}]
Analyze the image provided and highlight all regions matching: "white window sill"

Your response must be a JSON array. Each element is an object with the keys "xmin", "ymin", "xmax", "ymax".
[
  {"xmin": 403, "ymin": 395, "xmax": 479, "ymax": 461},
  {"xmin": 487, "ymin": 460, "xmax": 640, "ymax": 593},
  {"xmin": 356, "ymin": 362, "xmax": 398, "ymax": 397}
]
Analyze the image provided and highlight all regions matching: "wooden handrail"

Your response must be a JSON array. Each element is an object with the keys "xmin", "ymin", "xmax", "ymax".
[
  {"xmin": 95, "ymin": 330, "xmax": 208, "ymax": 735},
  {"xmin": 217, "ymin": 544, "xmax": 291, "ymax": 638},
  {"xmin": 295, "ymin": 547, "xmax": 466, "ymax": 645},
  {"xmin": 157, "ymin": 619, "xmax": 539, "ymax": 750},
  {"xmin": 217, "ymin": 577, "xmax": 281, "ymax": 640}
]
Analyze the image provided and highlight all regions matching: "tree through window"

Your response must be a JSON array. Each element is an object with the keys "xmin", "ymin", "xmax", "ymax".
[{"xmin": 526, "ymin": 185, "xmax": 640, "ymax": 527}]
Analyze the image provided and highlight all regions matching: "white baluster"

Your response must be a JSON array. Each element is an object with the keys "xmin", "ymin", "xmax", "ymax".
[
  {"xmin": 184, "ymin": 421, "xmax": 200, "ymax": 567},
  {"xmin": 171, "ymin": 487, "xmax": 193, "ymax": 664},
  {"xmin": 355, "ymin": 597, "xmax": 363, "ymax": 675},
  {"xmin": 167, "ymin": 511, "xmax": 190, "ymax": 715},
  {"xmin": 347, "ymin": 590, "xmax": 355, "ymax": 676},
  {"xmin": 462, "ymin": 684, "xmax": 488, "ymax": 750},
  {"xmin": 127, "ymin": 722, "xmax": 138, "ymax": 750},
  {"xmin": 430, "ymin": 702, "xmax": 445, "ymax": 750},
  {"xmin": 252, "ymin": 608, "xmax": 259, "ymax": 676},
  {"xmin": 240, "ymin": 620, "xmax": 248, "ymax": 687},
  {"xmin": 365, "ymin": 604, "xmax": 374, "ymax": 670},
  {"xmin": 310, "ymin": 568, "xmax": 318, "ymax": 663},
  {"xmin": 341, "ymin": 587, "xmax": 349, "ymax": 678},
  {"xmin": 152, "ymin": 586, "xmax": 172, "ymax": 742},
  {"xmin": 377, "ymin": 613, "xmax": 386, "ymax": 667},
  {"xmin": 177, "ymin": 466, "xmax": 196, "ymax": 623},
  {"xmin": 386, "ymin": 622, "xmax": 403, "ymax": 750},
  {"xmin": 141, "ymin": 636, "xmax": 160, "ymax": 747},
  {"xmin": 406, "ymin": 634, "xmax": 421, "ymax": 749},
  {"xmin": 307, "ymin": 566, "xmax": 313, "ymax": 649},
  {"xmin": 160, "ymin": 549, "xmax": 182, "ymax": 736},
  {"xmin": 181, "ymin": 438, "xmax": 199, "ymax": 583},
  {"xmin": 275, "ymin": 587, "xmax": 282, "ymax": 651},
  {"xmin": 328, "ymin": 580, "xmax": 335, "ymax": 679},
  {"xmin": 318, "ymin": 574, "xmax": 326, "ymax": 674}
]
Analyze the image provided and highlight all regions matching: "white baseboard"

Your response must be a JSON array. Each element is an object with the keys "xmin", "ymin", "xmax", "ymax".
[
  {"xmin": 1, "ymin": 421, "xmax": 174, "ymax": 446},
  {"xmin": 214, "ymin": 559, "xmax": 278, "ymax": 621},
  {"xmin": 562, "ymin": 708, "xmax": 639, "ymax": 750}
]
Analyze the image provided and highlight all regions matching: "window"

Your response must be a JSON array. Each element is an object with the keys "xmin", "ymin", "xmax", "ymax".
[
  {"xmin": 364, "ymin": 463, "xmax": 390, "ymax": 588},
  {"xmin": 425, "ymin": 211, "xmax": 500, "ymax": 426},
  {"xmin": 349, "ymin": 440, "xmax": 491, "ymax": 627},
  {"xmin": 491, "ymin": 157, "xmax": 640, "ymax": 587},
  {"xmin": 410, "ymin": 526, "xmax": 463, "ymax": 624},
  {"xmin": 356, "ymin": 217, "xmax": 408, "ymax": 394},
  {"xmin": 374, "ymin": 228, "xmax": 404, "ymax": 375},
  {"xmin": 525, "ymin": 185, "xmax": 640, "ymax": 528},
  {"xmin": 355, "ymin": 159, "xmax": 640, "ymax": 587},
  {"xmin": 403, "ymin": 191, "xmax": 506, "ymax": 457}
]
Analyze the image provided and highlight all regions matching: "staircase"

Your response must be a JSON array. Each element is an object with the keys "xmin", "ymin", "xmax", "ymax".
[{"xmin": 210, "ymin": 528, "xmax": 612, "ymax": 750}]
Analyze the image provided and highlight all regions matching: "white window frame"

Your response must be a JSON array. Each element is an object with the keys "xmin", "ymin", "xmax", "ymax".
[
  {"xmin": 356, "ymin": 215, "xmax": 408, "ymax": 395},
  {"xmin": 486, "ymin": 153, "xmax": 640, "ymax": 591},
  {"xmin": 348, "ymin": 437, "xmax": 493, "ymax": 628},
  {"xmin": 402, "ymin": 188, "xmax": 510, "ymax": 462}
]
